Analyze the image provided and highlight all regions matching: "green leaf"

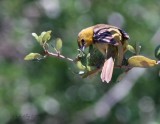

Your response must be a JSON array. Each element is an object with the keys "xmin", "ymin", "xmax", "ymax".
[
  {"xmin": 42, "ymin": 30, "xmax": 52, "ymax": 43},
  {"xmin": 55, "ymin": 38, "xmax": 63, "ymax": 51},
  {"xmin": 32, "ymin": 33, "xmax": 39, "ymax": 41},
  {"xmin": 76, "ymin": 61, "xmax": 86, "ymax": 70},
  {"xmin": 37, "ymin": 31, "xmax": 47, "ymax": 45},
  {"xmin": 24, "ymin": 53, "xmax": 43, "ymax": 61},
  {"xmin": 127, "ymin": 45, "xmax": 136, "ymax": 53},
  {"xmin": 78, "ymin": 53, "xmax": 87, "ymax": 66},
  {"xmin": 157, "ymin": 49, "xmax": 160, "ymax": 56},
  {"xmin": 40, "ymin": 31, "xmax": 47, "ymax": 38},
  {"xmin": 86, "ymin": 66, "xmax": 91, "ymax": 71},
  {"xmin": 86, "ymin": 53, "xmax": 90, "ymax": 58},
  {"xmin": 155, "ymin": 45, "xmax": 160, "ymax": 60},
  {"xmin": 38, "ymin": 35, "xmax": 43, "ymax": 45},
  {"xmin": 77, "ymin": 49, "xmax": 85, "ymax": 57}
]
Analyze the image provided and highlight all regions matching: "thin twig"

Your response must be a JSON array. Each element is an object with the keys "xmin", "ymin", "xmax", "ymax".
[
  {"xmin": 42, "ymin": 44, "xmax": 136, "ymax": 69},
  {"xmin": 114, "ymin": 65, "xmax": 132, "ymax": 69},
  {"xmin": 45, "ymin": 51, "xmax": 74, "ymax": 62},
  {"xmin": 42, "ymin": 43, "xmax": 74, "ymax": 62},
  {"xmin": 46, "ymin": 52, "xmax": 134, "ymax": 69},
  {"xmin": 45, "ymin": 49, "xmax": 134, "ymax": 69}
]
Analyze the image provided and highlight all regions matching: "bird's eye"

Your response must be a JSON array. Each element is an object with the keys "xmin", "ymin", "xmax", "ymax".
[{"xmin": 81, "ymin": 39, "xmax": 85, "ymax": 45}]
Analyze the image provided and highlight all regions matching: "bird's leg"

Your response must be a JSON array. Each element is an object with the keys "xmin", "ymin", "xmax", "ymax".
[{"xmin": 116, "ymin": 41, "xmax": 124, "ymax": 66}]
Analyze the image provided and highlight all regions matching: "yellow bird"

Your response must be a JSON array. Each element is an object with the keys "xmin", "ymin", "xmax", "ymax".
[{"xmin": 77, "ymin": 24, "xmax": 130, "ymax": 83}]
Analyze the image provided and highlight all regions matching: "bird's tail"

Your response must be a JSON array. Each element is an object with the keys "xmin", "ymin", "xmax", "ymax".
[{"xmin": 101, "ymin": 57, "xmax": 114, "ymax": 83}]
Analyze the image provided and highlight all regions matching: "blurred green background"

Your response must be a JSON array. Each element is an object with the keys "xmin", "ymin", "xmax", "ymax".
[{"xmin": 0, "ymin": 0, "xmax": 160, "ymax": 124}]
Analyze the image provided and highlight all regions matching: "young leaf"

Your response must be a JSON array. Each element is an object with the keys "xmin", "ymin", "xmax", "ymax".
[
  {"xmin": 86, "ymin": 66, "xmax": 92, "ymax": 71},
  {"xmin": 76, "ymin": 61, "xmax": 86, "ymax": 70},
  {"xmin": 36, "ymin": 31, "xmax": 46, "ymax": 45},
  {"xmin": 86, "ymin": 53, "xmax": 90, "ymax": 58},
  {"xmin": 127, "ymin": 45, "xmax": 136, "ymax": 53},
  {"xmin": 40, "ymin": 31, "xmax": 47, "ymax": 38},
  {"xmin": 42, "ymin": 30, "xmax": 52, "ymax": 43},
  {"xmin": 32, "ymin": 33, "xmax": 39, "ymax": 41},
  {"xmin": 128, "ymin": 55, "xmax": 157, "ymax": 68},
  {"xmin": 38, "ymin": 35, "xmax": 43, "ymax": 45},
  {"xmin": 55, "ymin": 38, "xmax": 63, "ymax": 51},
  {"xmin": 24, "ymin": 53, "xmax": 43, "ymax": 61}
]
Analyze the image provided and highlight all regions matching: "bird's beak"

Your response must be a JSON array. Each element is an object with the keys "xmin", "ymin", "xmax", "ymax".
[
  {"xmin": 82, "ymin": 46, "xmax": 85, "ymax": 51},
  {"xmin": 80, "ymin": 45, "xmax": 85, "ymax": 51}
]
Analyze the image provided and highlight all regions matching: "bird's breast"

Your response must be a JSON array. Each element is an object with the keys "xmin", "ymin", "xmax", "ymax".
[{"xmin": 94, "ymin": 43, "xmax": 108, "ymax": 56}]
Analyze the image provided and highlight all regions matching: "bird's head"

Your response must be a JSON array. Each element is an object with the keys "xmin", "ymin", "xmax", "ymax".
[{"xmin": 77, "ymin": 26, "xmax": 94, "ymax": 51}]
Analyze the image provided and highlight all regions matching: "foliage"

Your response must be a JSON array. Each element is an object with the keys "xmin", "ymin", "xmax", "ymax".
[
  {"xmin": 0, "ymin": 0, "xmax": 160, "ymax": 124},
  {"xmin": 24, "ymin": 30, "xmax": 160, "ymax": 81}
]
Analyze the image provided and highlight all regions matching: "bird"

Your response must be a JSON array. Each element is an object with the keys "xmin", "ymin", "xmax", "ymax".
[{"xmin": 77, "ymin": 24, "xmax": 130, "ymax": 83}]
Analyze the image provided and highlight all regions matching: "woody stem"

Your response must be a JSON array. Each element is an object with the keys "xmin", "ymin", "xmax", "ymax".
[{"xmin": 45, "ymin": 50, "xmax": 74, "ymax": 62}]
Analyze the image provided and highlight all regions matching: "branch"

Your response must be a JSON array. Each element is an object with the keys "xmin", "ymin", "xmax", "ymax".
[
  {"xmin": 45, "ymin": 49, "xmax": 133, "ymax": 69},
  {"xmin": 43, "ymin": 46, "xmax": 133, "ymax": 69},
  {"xmin": 45, "ymin": 50, "xmax": 74, "ymax": 62}
]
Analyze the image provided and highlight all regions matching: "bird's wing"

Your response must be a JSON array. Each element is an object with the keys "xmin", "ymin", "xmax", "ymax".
[
  {"xmin": 93, "ymin": 27, "xmax": 119, "ymax": 45},
  {"xmin": 93, "ymin": 25, "xmax": 129, "ymax": 45}
]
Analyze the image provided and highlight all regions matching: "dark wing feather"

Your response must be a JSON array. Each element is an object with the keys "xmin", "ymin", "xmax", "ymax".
[
  {"xmin": 118, "ymin": 28, "xmax": 130, "ymax": 40},
  {"xmin": 93, "ymin": 24, "xmax": 129, "ymax": 45},
  {"xmin": 93, "ymin": 27, "xmax": 118, "ymax": 45}
]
